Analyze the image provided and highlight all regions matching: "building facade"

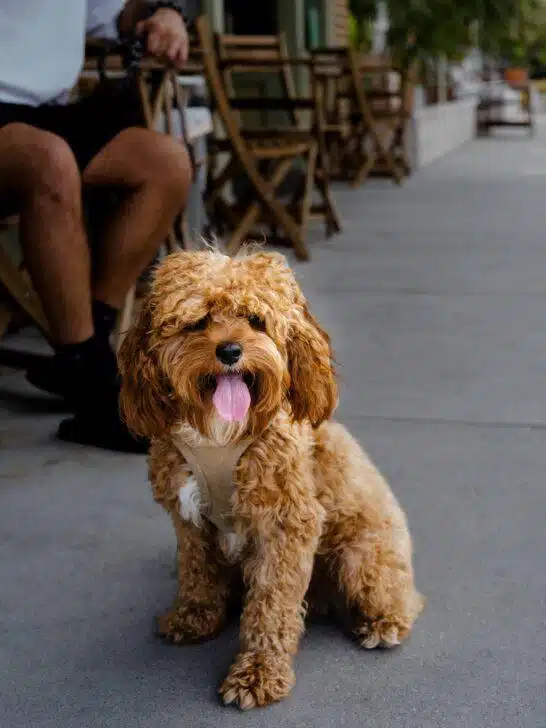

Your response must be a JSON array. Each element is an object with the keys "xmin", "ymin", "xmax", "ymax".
[{"xmin": 203, "ymin": 0, "xmax": 349, "ymax": 53}]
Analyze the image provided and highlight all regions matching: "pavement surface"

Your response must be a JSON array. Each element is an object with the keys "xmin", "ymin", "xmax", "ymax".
[{"xmin": 2, "ymin": 125, "xmax": 546, "ymax": 728}]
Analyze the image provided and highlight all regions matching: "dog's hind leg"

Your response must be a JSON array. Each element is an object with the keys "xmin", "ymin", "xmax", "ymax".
[
  {"xmin": 332, "ymin": 513, "xmax": 424, "ymax": 648},
  {"xmin": 314, "ymin": 423, "xmax": 424, "ymax": 647}
]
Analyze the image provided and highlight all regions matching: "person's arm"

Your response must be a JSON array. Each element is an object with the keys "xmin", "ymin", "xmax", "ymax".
[{"xmin": 118, "ymin": 1, "xmax": 190, "ymax": 68}]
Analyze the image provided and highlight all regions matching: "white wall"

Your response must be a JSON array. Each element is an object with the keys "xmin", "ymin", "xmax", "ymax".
[{"xmin": 409, "ymin": 98, "xmax": 476, "ymax": 169}]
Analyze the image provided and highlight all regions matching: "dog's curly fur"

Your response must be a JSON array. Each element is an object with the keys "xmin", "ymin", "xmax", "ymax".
[{"xmin": 118, "ymin": 250, "xmax": 424, "ymax": 710}]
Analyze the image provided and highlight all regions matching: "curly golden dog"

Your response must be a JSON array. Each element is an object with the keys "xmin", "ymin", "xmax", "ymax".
[{"xmin": 118, "ymin": 250, "xmax": 424, "ymax": 710}]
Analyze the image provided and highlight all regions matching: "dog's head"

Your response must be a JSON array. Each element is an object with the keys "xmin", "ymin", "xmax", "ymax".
[{"xmin": 118, "ymin": 250, "xmax": 337, "ymax": 441}]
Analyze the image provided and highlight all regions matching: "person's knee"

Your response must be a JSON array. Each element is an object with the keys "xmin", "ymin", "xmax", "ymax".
[
  {"xmin": 95, "ymin": 127, "xmax": 192, "ymax": 205},
  {"xmin": 2, "ymin": 123, "xmax": 80, "ymax": 208},
  {"xmin": 154, "ymin": 137, "xmax": 192, "ymax": 205}
]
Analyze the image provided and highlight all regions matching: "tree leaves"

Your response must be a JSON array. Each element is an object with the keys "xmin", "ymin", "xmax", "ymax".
[{"xmin": 349, "ymin": 0, "xmax": 546, "ymax": 63}]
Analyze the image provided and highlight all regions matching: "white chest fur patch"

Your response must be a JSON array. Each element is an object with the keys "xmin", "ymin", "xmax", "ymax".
[
  {"xmin": 178, "ymin": 471, "xmax": 245, "ymax": 562},
  {"xmin": 178, "ymin": 475, "xmax": 202, "ymax": 526}
]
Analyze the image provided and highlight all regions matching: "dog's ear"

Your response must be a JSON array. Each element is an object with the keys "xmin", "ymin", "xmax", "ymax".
[
  {"xmin": 287, "ymin": 304, "xmax": 337, "ymax": 428},
  {"xmin": 117, "ymin": 301, "xmax": 178, "ymax": 438}
]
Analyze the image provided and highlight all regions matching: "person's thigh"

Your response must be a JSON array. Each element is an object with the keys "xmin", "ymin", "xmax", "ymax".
[
  {"xmin": 54, "ymin": 82, "xmax": 146, "ymax": 172},
  {"xmin": 83, "ymin": 126, "xmax": 192, "ymax": 196}
]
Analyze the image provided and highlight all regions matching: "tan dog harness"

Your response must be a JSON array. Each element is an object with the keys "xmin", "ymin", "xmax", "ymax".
[{"xmin": 173, "ymin": 437, "xmax": 252, "ymax": 532}]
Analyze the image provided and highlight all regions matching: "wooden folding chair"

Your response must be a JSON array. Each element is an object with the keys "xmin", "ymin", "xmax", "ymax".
[
  {"xmin": 196, "ymin": 17, "xmax": 339, "ymax": 261},
  {"xmin": 308, "ymin": 48, "xmax": 354, "ymax": 180},
  {"xmin": 311, "ymin": 48, "xmax": 411, "ymax": 187},
  {"xmin": 215, "ymin": 30, "xmax": 341, "ymax": 231},
  {"xmin": 353, "ymin": 56, "xmax": 412, "ymax": 184}
]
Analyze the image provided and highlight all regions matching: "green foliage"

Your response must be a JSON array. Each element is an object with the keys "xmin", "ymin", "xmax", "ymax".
[
  {"xmin": 349, "ymin": 0, "xmax": 377, "ymax": 20},
  {"xmin": 348, "ymin": 13, "xmax": 372, "ymax": 51},
  {"xmin": 348, "ymin": 0, "xmax": 546, "ymax": 65},
  {"xmin": 387, "ymin": 1, "xmax": 471, "ymax": 63}
]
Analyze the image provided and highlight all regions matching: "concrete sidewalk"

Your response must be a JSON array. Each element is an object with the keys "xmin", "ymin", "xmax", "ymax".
[{"xmin": 2, "ymin": 126, "xmax": 546, "ymax": 728}]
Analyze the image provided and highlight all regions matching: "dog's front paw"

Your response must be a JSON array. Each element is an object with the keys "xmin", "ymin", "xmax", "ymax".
[
  {"xmin": 157, "ymin": 600, "xmax": 226, "ymax": 644},
  {"xmin": 220, "ymin": 650, "xmax": 295, "ymax": 710}
]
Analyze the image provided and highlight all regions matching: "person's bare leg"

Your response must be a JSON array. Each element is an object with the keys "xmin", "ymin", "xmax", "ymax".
[
  {"xmin": 0, "ymin": 123, "xmax": 93, "ymax": 344},
  {"xmin": 51, "ymin": 127, "xmax": 191, "ymax": 451},
  {"xmin": 83, "ymin": 127, "xmax": 192, "ymax": 309}
]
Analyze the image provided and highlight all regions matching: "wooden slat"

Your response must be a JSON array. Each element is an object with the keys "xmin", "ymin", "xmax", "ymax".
[
  {"xmin": 228, "ymin": 97, "xmax": 316, "ymax": 111},
  {"xmin": 217, "ymin": 34, "xmax": 285, "ymax": 47},
  {"xmin": 218, "ymin": 56, "xmax": 314, "ymax": 70}
]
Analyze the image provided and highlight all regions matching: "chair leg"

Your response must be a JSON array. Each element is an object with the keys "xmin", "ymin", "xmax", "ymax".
[
  {"xmin": 351, "ymin": 147, "xmax": 377, "ymax": 188},
  {"xmin": 226, "ymin": 158, "xmax": 309, "ymax": 261},
  {"xmin": 299, "ymin": 144, "xmax": 317, "ymax": 240},
  {"xmin": 353, "ymin": 121, "xmax": 404, "ymax": 187},
  {"xmin": 391, "ymin": 125, "xmax": 411, "ymax": 176},
  {"xmin": 315, "ymin": 166, "xmax": 341, "ymax": 236},
  {"xmin": 114, "ymin": 285, "xmax": 136, "ymax": 353},
  {"xmin": 207, "ymin": 156, "xmax": 239, "ymax": 206},
  {"xmin": 0, "ymin": 245, "xmax": 49, "ymax": 336},
  {"xmin": 165, "ymin": 229, "xmax": 179, "ymax": 254},
  {"xmin": 0, "ymin": 302, "xmax": 13, "ymax": 339},
  {"xmin": 375, "ymin": 132, "xmax": 404, "ymax": 185},
  {"xmin": 178, "ymin": 214, "xmax": 192, "ymax": 250},
  {"xmin": 226, "ymin": 158, "xmax": 293, "ymax": 255}
]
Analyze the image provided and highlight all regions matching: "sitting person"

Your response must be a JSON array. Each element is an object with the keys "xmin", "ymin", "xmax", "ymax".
[{"xmin": 0, "ymin": 1, "xmax": 193, "ymax": 452}]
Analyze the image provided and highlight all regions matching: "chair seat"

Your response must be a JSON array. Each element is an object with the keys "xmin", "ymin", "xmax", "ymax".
[
  {"xmin": 209, "ymin": 134, "xmax": 312, "ymax": 159},
  {"xmin": 249, "ymin": 137, "xmax": 312, "ymax": 158}
]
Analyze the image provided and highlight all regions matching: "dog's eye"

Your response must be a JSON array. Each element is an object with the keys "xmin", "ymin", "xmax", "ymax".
[
  {"xmin": 247, "ymin": 315, "xmax": 266, "ymax": 331},
  {"xmin": 184, "ymin": 316, "xmax": 209, "ymax": 333}
]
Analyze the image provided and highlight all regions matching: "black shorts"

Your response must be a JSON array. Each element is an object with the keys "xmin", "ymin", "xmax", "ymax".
[{"xmin": 0, "ymin": 81, "xmax": 146, "ymax": 171}]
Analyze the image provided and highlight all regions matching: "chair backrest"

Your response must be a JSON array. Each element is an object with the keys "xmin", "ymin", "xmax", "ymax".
[
  {"xmin": 308, "ymin": 47, "xmax": 353, "ymax": 128},
  {"xmin": 215, "ymin": 32, "xmax": 301, "ymax": 128},
  {"xmin": 216, "ymin": 33, "xmax": 296, "ymax": 95},
  {"xmin": 195, "ymin": 17, "xmax": 263, "ymax": 175},
  {"xmin": 351, "ymin": 52, "xmax": 411, "ymax": 117}
]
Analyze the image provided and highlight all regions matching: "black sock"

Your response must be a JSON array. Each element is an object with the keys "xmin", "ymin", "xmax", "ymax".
[
  {"xmin": 55, "ymin": 335, "xmax": 116, "ymax": 374},
  {"xmin": 55, "ymin": 336, "xmax": 99, "ymax": 361},
  {"xmin": 92, "ymin": 300, "xmax": 119, "ymax": 341}
]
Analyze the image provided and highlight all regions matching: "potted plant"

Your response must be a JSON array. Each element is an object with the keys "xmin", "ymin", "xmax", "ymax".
[{"xmin": 503, "ymin": 43, "xmax": 529, "ymax": 86}]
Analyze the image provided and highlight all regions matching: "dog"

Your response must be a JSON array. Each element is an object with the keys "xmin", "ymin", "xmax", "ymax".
[{"xmin": 118, "ymin": 249, "xmax": 424, "ymax": 710}]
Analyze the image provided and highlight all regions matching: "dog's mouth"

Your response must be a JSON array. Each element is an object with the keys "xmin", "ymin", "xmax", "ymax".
[{"xmin": 198, "ymin": 372, "xmax": 258, "ymax": 422}]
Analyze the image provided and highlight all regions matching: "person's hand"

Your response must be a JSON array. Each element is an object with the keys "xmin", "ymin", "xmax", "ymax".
[{"xmin": 136, "ymin": 9, "xmax": 189, "ymax": 70}]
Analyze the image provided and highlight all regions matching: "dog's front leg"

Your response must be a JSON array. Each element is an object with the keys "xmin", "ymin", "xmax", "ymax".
[
  {"xmin": 150, "ymin": 440, "xmax": 232, "ymax": 644},
  {"xmin": 157, "ymin": 514, "xmax": 232, "ymax": 644},
  {"xmin": 220, "ymin": 490, "xmax": 322, "ymax": 710}
]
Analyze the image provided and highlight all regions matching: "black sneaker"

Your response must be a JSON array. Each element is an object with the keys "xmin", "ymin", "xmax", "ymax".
[
  {"xmin": 26, "ymin": 353, "xmax": 83, "ymax": 401},
  {"xmin": 26, "ymin": 338, "xmax": 117, "ymax": 403},
  {"xmin": 57, "ymin": 412, "xmax": 149, "ymax": 454}
]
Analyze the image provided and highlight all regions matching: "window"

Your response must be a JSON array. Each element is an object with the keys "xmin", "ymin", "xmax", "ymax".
[
  {"xmin": 224, "ymin": 0, "xmax": 279, "ymax": 35},
  {"xmin": 305, "ymin": 0, "xmax": 325, "ymax": 50}
]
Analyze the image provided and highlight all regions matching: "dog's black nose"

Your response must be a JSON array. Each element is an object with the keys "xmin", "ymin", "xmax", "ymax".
[{"xmin": 216, "ymin": 342, "xmax": 243, "ymax": 366}]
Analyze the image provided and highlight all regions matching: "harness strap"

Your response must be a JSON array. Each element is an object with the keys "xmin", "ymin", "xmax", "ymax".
[{"xmin": 173, "ymin": 437, "xmax": 252, "ymax": 532}]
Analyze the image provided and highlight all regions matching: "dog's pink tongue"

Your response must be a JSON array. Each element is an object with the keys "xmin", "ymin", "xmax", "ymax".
[{"xmin": 213, "ymin": 375, "xmax": 251, "ymax": 422}]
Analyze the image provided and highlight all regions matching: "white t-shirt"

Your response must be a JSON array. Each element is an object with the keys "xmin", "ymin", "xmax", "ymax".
[{"xmin": 0, "ymin": 0, "xmax": 124, "ymax": 106}]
